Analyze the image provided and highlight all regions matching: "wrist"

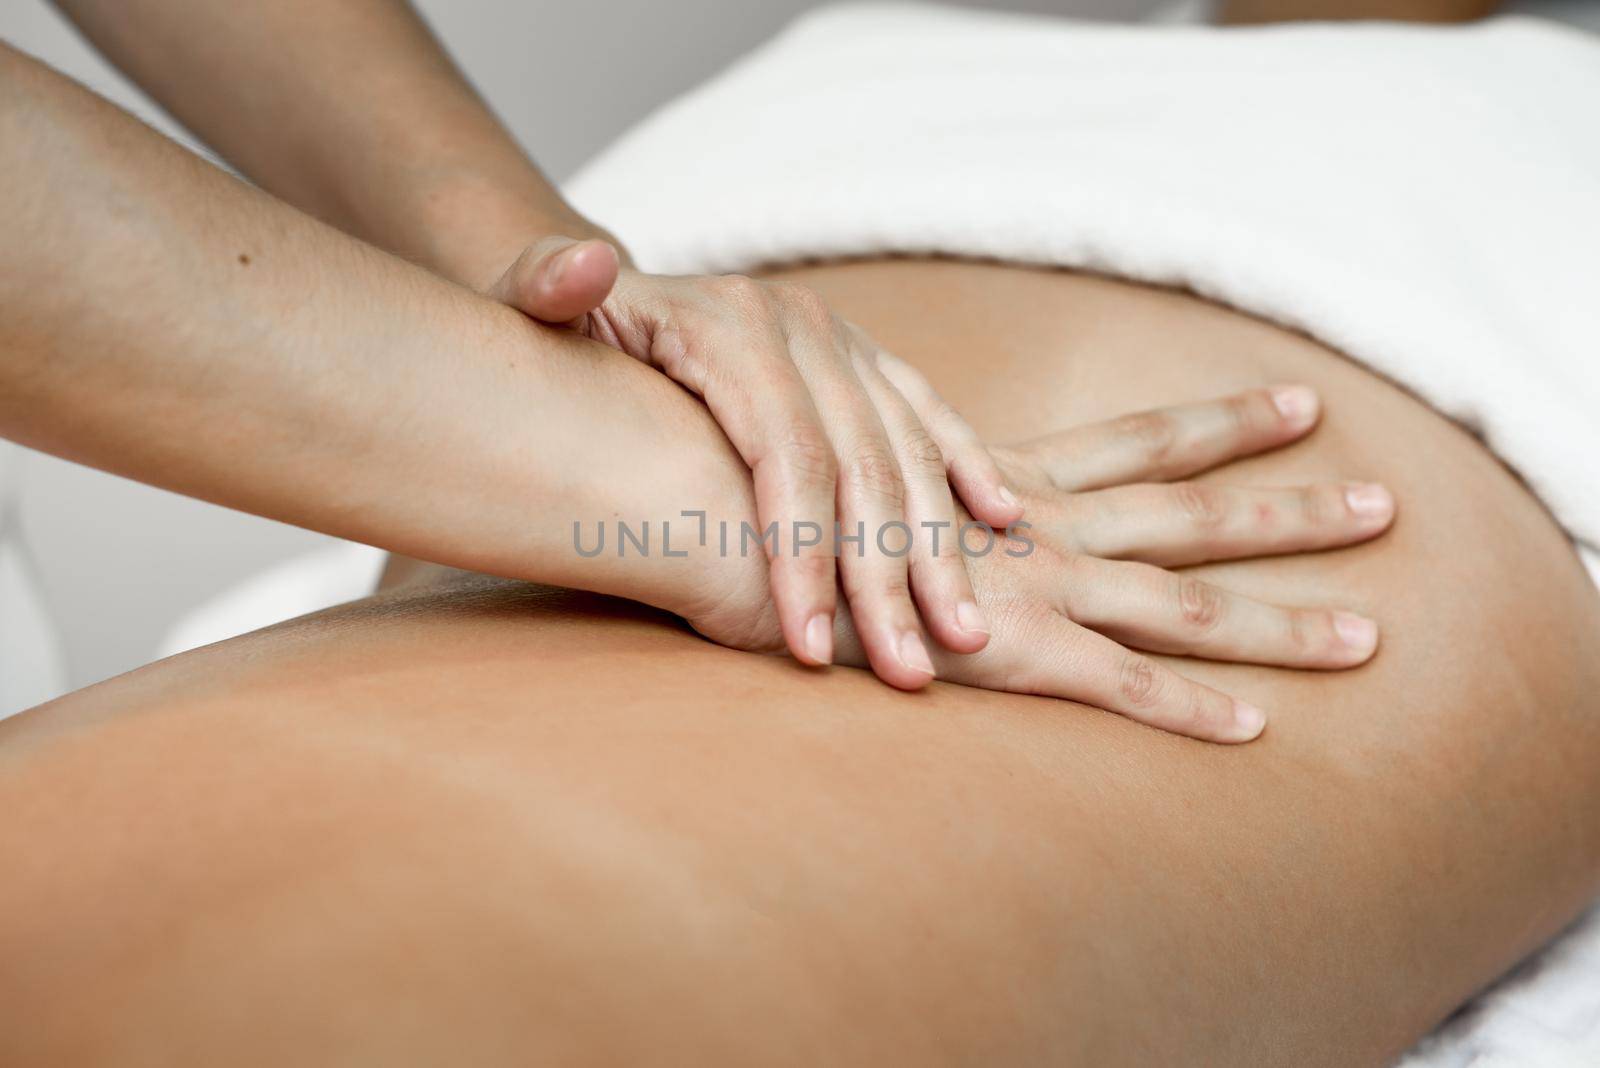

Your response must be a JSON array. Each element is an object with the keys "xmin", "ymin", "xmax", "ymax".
[
  {"xmin": 531, "ymin": 346, "xmax": 763, "ymax": 617},
  {"xmin": 379, "ymin": 302, "xmax": 758, "ymax": 619},
  {"xmin": 359, "ymin": 167, "xmax": 630, "ymax": 291}
]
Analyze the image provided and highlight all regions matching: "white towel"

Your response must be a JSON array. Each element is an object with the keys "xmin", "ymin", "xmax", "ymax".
[{"xmin": 565, "ymin": 3, "xmax": 1600, "ymax": 586}]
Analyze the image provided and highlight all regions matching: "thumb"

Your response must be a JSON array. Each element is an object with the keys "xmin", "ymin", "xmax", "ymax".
[{"xmin": 488, "ymin": 237, "xmax": 621, "ymax": 324}]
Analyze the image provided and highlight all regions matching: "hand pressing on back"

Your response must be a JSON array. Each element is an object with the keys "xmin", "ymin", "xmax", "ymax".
[
  {"xmin": 919, "ymin": 385, "xmax": 1395, "ymax": 742},
  {"xmin": 487, "ymin": 240, "xmax": 1396, "ymax": 743},
  {"xmin": 485, "ymin": 236, "xmax": 1022, "ymax": 691},
  {"xmin": 810, "ymin": 384, "xmax": 1394, "ymax": 742}
]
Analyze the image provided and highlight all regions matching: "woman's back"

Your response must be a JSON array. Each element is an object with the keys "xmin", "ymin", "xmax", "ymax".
[{"xmin": 2, "ymin": 260, "xmax": 1596, "ymax": 1064}]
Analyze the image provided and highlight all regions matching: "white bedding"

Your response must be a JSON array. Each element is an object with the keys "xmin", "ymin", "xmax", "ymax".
[{"xmin": 153, "ymin": 3, "xmax": 1600, "ymax": 1062}]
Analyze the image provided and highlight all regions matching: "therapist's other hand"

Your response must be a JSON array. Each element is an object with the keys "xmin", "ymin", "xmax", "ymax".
[
  {"xmin": 681, "ymin": 385, "xmax": 1388, "ymax": 744},
  {"xmin": 489, "ymin": 236, "xmax": 1023, "ymax": 692},
  {"xmin": 924, "ymin": 386, "xmax": 1396, "ymax": 743}
]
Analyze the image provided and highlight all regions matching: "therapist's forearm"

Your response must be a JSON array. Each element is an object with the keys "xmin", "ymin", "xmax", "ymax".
[
  {"xmin": 49, "ymin": 0, "xmax": 616, "ymax": 289},
  {"xmin": 0, "ymin": 42, "xmax": 744, "ymax": 612}
]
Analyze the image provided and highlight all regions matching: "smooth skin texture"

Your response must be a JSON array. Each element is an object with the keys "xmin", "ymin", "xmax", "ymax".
[
  {"xmin": 43, "ymin": 0, "xmax": 1024, "ymax": 686},
  {"xmin": 0, "ymin": 42, "xmax": 1389, "ymax": 738},
  {"xmin": 3, "ymin": 260, "xmax": 1597, "ymax": 1065},
  {"xmin": 1219, "ymin": 0, "xmax": 1499, "ymax": 23}
]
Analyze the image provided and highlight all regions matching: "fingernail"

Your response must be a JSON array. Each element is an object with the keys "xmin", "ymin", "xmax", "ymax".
[
  {"xmin": 1344, "ymin": 483, "xmax": 1393, "ymax": 520},
  {"xmin": 804, "ymin": 614, "xmax": 833, "ymax": 665},
  {"xmin": 956, "ymin": 600, "xmax": 989, "ymax": 636},
  {"xmin": 1231, "ymin": 699, "xmax": 1268, "ymax": 741},
  {"xmin": 897, "ymin": 631, "xmax": 935, "ymax": 677},
  {"xmin": 546, "ymin": 242, "xmax": 583, "ymax": 288},
  {"xmin": 998, "ymin": 486, "xmax": 1021, "ymax": 511},
  {"xmin": 1333, "ymin": 611, "xmax": 1378, "ymax": 654},
  {"xmin": 1270, "ymin": 384, "xmax": 1319, "ymax": 429}
]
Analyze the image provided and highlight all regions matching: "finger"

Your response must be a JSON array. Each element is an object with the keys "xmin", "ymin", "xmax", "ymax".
[
  {"xmin": 1018, "ymin": 385, "xmax": 1322, "ymax": 493},
  {"xmin": 776, "ymin": 289, "xmax": 934, "ymax": 690},
  {"xmin": 871, "ymin": 345, "xmax": 1022, "ymax": 529},
  {"xmin": 686, "ymin": 312, "xmax": 841, "ymax": 668},
  {"xmin": 488, "ymin": 237, "xmax": 621, "ymax": 324},
  {"xmin": 1023, "ymin": 617, "xmax": 1267, "ymax": 743},
  {"xmin": 1062, "ymin": 557, "xmax": 1380, "ymax": 669},
  {"xmin": 854, "ymin": 351, "xmax": 990, "ymax": 655},
  {"xmin": 1067, "ymin": 480, "xmax": 1396, "ymax": 566}
]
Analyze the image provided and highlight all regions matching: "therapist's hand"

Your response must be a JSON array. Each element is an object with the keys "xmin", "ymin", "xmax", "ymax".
[
  {"xmin": 663, "ymin": 385, "xmax": 1390, "ymax": 744},
  {"xmin": 920, "ymin": 386, "xmax": 1396, "ymax": 742},
  {"xmin": 486, "ymin": 235, "xmax": 1024, "ymax": 692}
]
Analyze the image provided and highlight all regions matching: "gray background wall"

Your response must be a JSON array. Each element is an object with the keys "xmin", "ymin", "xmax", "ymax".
[{"xmin": 5, "ymin": 0, "xmax": 1161, "ymax": 689}]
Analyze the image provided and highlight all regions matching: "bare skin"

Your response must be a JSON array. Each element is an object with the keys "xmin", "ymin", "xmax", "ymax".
[
  {"xmin": 1219, "ymin": 0, "xmax": 1499, "ymax": 24},
  {"xmin": 2, "ymin": 260, "xmax": 1596, "ymax": 1065}
]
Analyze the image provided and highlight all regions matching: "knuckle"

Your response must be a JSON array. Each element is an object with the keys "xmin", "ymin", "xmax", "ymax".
[
  {"xmin": 1249, "ymin": 493, "xmax": 1280, "ymax": 531},
  {"xmin": 1181, "ymin": 687, "xmax": 1226, "ymax": 736},
  {"xmin": 1309, "ymin": 609, "xmax": 1341, "ymax": 650},
  {"xmin": 1174, "ymin": 482, "xmax": 1228, "ymax": 530},
  {"xmin": 659, "ymin": 328, "xmax": 710, "ymax": 389},
  {"xmin": 1114, "ymin": 411, "xmax": 1178, "ymax": 466},
  {"xmin": 1299, "ymin": 485, "xmax": 1342, "ymax": 526},
  {"xmin": 777, "ymin": 427, "xmax": 838, "ymax": 488},
  {"xmin": 1005, "ymin": 592, "xmax": 1057, "ymax": 634},
  {"xmin": 901, "ymin": 424, "xmax": 947, "ymax": 471},
  {"xmin": 1055, "ymin": 550, "xmax": 1093, "ymax": 603},
  {"xmin": 787, "ymin": 551, "xmax": 834, "ymax": 583},
  {"xmin": 984, "ymin": 609, "xmax": 1059, "ymax": 691},
  {"xmin": 508, "ymin": 244, "xmax": 545, "ymax": 285},
  {"xmin": 1176, "ymin": 576, "xmax": 1224, "ymax": 632},
  {"xmin": 846, "ymin": 441, "xmax": 906, "ymax": 505},
  {"xmin": 1286, "ymin": 608, "xmax": 1317, "ymax": 653},
  {"xmin": 843, "ymin": 560, "xmax": 912, "ymax": 604},
  {"xmin": 929, "ymin": 519, "xmax": 972, "ymax": 562},
  {"xmin": 1226, "ymin": 391, "xmax": 1271, "ymax": 436},
  {"xmin": 881, "ymin": 571, "xmax": 913, "ymax": 602},
  {"xmin": 1118, "ymin": 652, "xmax": 1163, "ymax": 707},
  {"xmin": 775, "ymin": 282, "xmax": 832, "ymax": 324},
  {"xmin": 710, "ymin": 273, "xmax": 766, "ymax": 310},
  {"xmin": 930, "ymin": 535, "xmax": 964, "ymax": 563}
]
